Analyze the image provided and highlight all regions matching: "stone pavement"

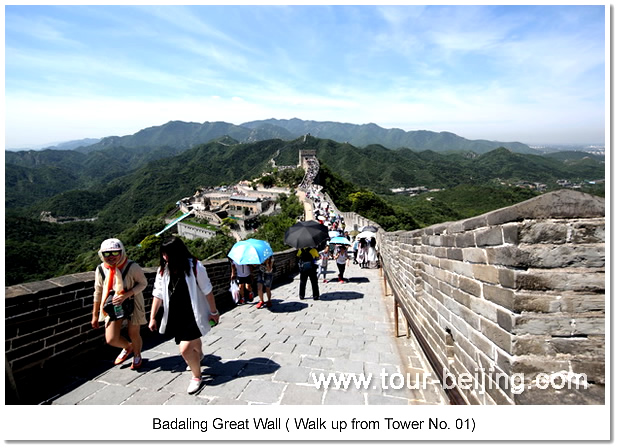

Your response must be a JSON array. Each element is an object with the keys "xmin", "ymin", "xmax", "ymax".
[{"xmin": 51, "ymin": 262, "xmax": 449, "ymax": 405}]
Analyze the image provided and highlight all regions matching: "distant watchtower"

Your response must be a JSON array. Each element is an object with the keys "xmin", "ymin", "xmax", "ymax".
[{"xmin": 299, "ymin": 149, "xmax": 317, "ymax": 169}]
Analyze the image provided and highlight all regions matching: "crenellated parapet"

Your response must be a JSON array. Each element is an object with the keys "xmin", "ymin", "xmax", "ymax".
[
  {"xmin": 5, "ymin": 249, "xmax": 299, "ymax": 403},
  {"xmin": 375, "ymin": 189, "xmax": 605, "ymax": 404}
]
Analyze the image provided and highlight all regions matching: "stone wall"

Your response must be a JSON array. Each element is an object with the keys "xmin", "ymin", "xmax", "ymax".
[
  {"xmin": 377, "ymin": 190, "xmax": 605, "ymax": 404},
  {"xmin": 177, "ymin": 222, "xmax": 217, "ymax": 240},
  {"xmin": 5, "ymin": 249, "xmax": 298, "ymax": 402}
]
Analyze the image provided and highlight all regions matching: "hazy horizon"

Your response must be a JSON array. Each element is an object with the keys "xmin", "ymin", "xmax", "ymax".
[
  {"xmin": 4, "ymin": 118, "xmax": 607, "ymax": 152},
  {"xmin": 6, "ymin": 5, "xmax": 606, "ymax": 149}
]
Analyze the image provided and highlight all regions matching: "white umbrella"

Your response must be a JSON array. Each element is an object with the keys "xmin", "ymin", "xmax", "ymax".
[{"xmin": 356, "ymin": 231, "xmax": 376, "ymax": 240}]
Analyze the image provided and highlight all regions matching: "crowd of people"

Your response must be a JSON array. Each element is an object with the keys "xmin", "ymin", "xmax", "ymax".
[
  {"xmin": 298, "ymin": 156, "xmax": 320, "ymax": 191},
  {"xmin": 90, "ymin": 159, "xmax": 379, "ymax": 396}
]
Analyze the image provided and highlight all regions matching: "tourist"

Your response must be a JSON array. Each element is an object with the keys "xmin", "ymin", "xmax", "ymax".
[
  {"xmin": 367, "ymin": 237, "xmax": 379, "ymax": 269},
  {"xmin": 352, "ymin": 238, "xmax": 359, "ymax": 264},
  {"xmin": 256, "ymin": 256, "xmax": 274, "ymax": 309},
  {"xmin": 318, "ymin": 245, "xmax": 330, "ymax": 283},
  {"xmin": 91, "ymin": 238, "xmax": 147, "ymax": 370},
  {"xmin": 149, "ymin": 237, "xmax": 220, "ymax": 394},
  {"xmin": 231, "ymin": 260, "xmax": 253, "ymax": 304},
  {"xmin": 357, "ymin": 238, "xmax": 368, "ymax": 268},
  {"xmin": 334, "ymin": 244, "xmax": 349, "ymax": 283},
  {"xmin": 297, "ymin": 246, "xmax": 320, "ymax": 300}
]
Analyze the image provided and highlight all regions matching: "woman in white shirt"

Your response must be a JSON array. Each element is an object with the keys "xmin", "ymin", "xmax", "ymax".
[
  {"xmin": 149, "ymin": 237, "xmax": 219, "ymax": 394},
  {"xmin": 335, "ymin": 244, "xmax": 349, "ymax": 283}
]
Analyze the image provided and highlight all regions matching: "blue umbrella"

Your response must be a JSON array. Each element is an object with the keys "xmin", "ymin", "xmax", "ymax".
[
  {"xmin": 228, "ymin": 239, "xmax": 273, "ymax": 265},
  {"xmin": 330, "ymin": 236, "xmax": 352, "ymax": 245}
]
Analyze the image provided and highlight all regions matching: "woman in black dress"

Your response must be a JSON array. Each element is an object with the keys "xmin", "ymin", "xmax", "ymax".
[{"xmin": 149, "ymin": 237, "xmax": 220, "ymax": 394}]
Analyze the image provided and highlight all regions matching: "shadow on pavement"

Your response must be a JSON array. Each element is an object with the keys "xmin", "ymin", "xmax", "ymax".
[
  {"xmin": 265, "ymin": 299, "xmax": 309, "ymax": 313},
  {"xmin": 346, "ymin": 277, "xmax": 370, "ymax": 283},
  {"xmin": 318, "ymin": 292, "xmax": 364, "ymax": 301}
]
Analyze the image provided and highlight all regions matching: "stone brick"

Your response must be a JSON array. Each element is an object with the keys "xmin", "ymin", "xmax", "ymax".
[
  {"xmin": 559, "ymin": 292, "xmax": 605, "ymax": 313},
  {"xmin": 515, "ymin": 269, "xmax": 604, "ymax": 292},
  {"xmin": 510, "ymin": 356, "xmax": 572, "ymax": 378},
  {"xmin": 513, "ymin": 313, "xmax": 604, "ymax": 336},
  {"xmin": 450, "ymin": 260, "xmax": 474, "ymax": 277},
  {"xmin": 450, "ymin": 314, "xmax": 470, "ymax": 338},
  {"xmin": 468, "ymin": 331, "xmax": 495, "ymax": 360},
  {"xmin": 486, "ymin": 246, "xmax": 530, "ymax": 268},
  {"xmin": 482, "ymin": 284, "xmax": 514, "ymax": 309},
  {"xmin": 442, "ymin": 234, "xmax": 456, "ymax": 246},
  {"xmin": 502, "ymin": 223, "xmax": 519, "ymax": 245},
  {"xmin": 455, "ymin": 232, "xmax": 475, "ymax": 248},
  {"xmin": 462, "ymin": 215, "xmax": 488, "ymax": 231},
  {"xmin": 519, "ymin": 245, "xmax": 605, "ymax": 269},
  {"xmin": 513, "ymin": 335, "xmax": 605, "ymax": 358},
  {"xmin": 472, "ymin": 264, "xmax": 500, "ymax": 284},
  {"xmin": 463, "ymin": 248, "xmax": 488, "ymax": 264},
  {"xmin": 514, "ymin": 383, "xmax": 605, "ymax": 405},
  {"xmin": 569, "ymin": 359, "xmax": 605, "ymax": 382},
  {"xmin": 475, "ymin": 226, "xmax": 504, "ymax": 247},
  {"xmin": 513, "ymin": 291, "xmax": 562, "ymax": 313},
  {"xmin": 446, "ymin": 248, "xmax": 463, "ymax": 261},
  {"xmin": 519, "ymin": 221, "xmax": 569, "ymax": 244},
  {"xmin": 469, "ymin": 296, "xmax": 498, "ymax": 322},
  {"xmin": 459, "ymin": 277, "xmax": 482, "ymax": 297},
  {"xmin": 496, "ymin": 309, "xmax": 515, "ymax": 332},
  {"xmin": 550, "ymin": 335, "xmax": 604, "ymax": 358},
  {"xmin": 451, "ymin": 288, "xmax": 472, "ymax": 308},
  {"xmin": 512, "ymin": 335, "xmax": 555, "ymax": 356},
  {"xmin": 480, "ymin": 318, "xmax": 513, "ymax": 353},
  {"xmin": 570, "ymin": 220, "xmax": 605, "ymax": 244},
  {"xmin": 498, "ymin": 269, "xmax": 516, "ymax": 288}
]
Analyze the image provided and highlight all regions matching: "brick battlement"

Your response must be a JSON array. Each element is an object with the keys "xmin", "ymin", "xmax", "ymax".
[
  {"xmin": 344, "ymin": 189, "xmax": 605, "ymax": 405},
  {"xmin": 5, "ymin": 249, "xmax": 298, "ymax": 403}
]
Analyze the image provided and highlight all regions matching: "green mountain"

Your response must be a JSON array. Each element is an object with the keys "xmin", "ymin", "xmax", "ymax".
[
  {"xmin": 242, "ymin": 118, "xmax": 538, "ymax": 154},
  {"xmin": 76, "ymin": 120, "xmax": 295, "ymax": 153},
  {"xmin": 4, "ymin": 135, "xmax": 605, "ymax": 286},
  {"xmin": 44, "ymin": 118, "xmax": 538, "ymax": 156}
]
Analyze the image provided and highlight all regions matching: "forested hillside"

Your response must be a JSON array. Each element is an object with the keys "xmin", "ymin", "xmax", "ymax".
[{"xmin": 4, "ymin": 134, "xmax": 604, "ymax": 286}]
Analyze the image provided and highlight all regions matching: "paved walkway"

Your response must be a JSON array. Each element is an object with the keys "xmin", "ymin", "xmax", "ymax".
[{"xmin": 51, "ymin": 263, "xmax": 449, "ymax": 405}]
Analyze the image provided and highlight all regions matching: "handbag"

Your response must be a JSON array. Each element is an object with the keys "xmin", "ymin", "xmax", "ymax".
[
  {"xmin": 103, "ymin": 292, "xmax": 135, "ymax": 321},
  {"xmin": 98, "ymin": 260, "xmax": 135, "ymax": 321},
  {"xmin": 229, "ymin": 280, "xmax": 240, "ymax": 303}
]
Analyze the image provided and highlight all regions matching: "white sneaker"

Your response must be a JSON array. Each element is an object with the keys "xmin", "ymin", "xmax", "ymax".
[{"xmin": 187, "ymin": 377, "xmax": 202, "ymax": 394}]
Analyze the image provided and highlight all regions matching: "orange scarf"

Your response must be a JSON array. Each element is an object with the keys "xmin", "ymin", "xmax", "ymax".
[{"xmin": 101, "ymin": 257, "xmax": 128, "ymax": 317}]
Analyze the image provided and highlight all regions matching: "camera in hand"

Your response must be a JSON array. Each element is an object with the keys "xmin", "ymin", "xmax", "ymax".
[{"xmin": 103, "ymin": 290, "xmax": 134, "ymax": 321}]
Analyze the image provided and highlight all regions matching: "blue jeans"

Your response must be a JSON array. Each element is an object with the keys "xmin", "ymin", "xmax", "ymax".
[{"xmin": 318, "ymin": 264, "xmax": 328, "ymax": 280}]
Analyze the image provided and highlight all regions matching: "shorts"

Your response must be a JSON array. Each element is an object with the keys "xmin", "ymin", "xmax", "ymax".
[
  {"xmin": 237, "ymin": 275, "xmax": 251, "ymax": 285},
  {"xmin": 256, "ymin": 271, "xmax": 273, "ymax": 289}
]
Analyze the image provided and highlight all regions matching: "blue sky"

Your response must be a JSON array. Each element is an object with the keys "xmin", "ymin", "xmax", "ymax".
[{"xmin": 4, "ymin": 4, "xmax": 606, "ymax": 148}]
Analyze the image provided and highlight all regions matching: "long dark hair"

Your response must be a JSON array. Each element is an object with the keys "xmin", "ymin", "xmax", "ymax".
[{"xmin": 159, "ymin": 236, "xmax": 195, "ymax": 276}]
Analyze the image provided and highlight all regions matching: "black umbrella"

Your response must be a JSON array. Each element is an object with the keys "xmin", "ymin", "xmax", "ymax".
[
  {"xmin": 284, "ymin": 220, "xmax": 329, "ymax": 249},
  {"xmin": 361, "ymin": 225, "xmax": 378, "ymax": 233}
]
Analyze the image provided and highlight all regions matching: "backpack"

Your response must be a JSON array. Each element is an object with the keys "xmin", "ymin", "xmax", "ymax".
[
  {"xmin": 99, "ymin": 261, "xmax": 135, "ymax": 321},
  {"xmin": 299, "ymin": 248, "xmax": 316, "ymax": 272}
]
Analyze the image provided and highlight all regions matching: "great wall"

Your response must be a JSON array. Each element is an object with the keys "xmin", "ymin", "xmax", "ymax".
[{"xmin": 5, "ymin": 149, "xmax": 605, "ymax": 405}]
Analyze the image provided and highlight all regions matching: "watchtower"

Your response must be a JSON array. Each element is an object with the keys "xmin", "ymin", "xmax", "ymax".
[{"xmin": 299, "ymin": 149, "xmax": 317, "ymax": 169}]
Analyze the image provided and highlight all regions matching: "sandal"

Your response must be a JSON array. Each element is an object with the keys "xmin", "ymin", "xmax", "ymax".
[
  {"xmin": 256, "ymin": 301, "xmax": 265, "ymax": 309},
  {"xmin": 114, "ymin": 346, "xmax": 133, "ymax": 365}
]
